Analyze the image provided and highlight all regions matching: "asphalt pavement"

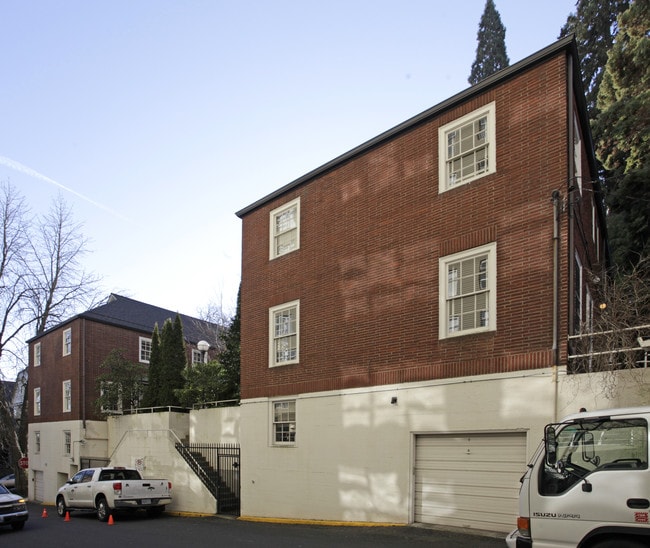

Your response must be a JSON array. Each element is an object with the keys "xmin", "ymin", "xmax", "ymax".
[{"xmin": 0, "ymin": 503, "xmax": 506, "ymax": 547}]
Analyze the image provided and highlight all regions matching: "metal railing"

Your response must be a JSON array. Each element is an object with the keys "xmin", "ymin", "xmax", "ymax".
[{"xmin": 174, "ymin": 442, "xmax": 240, "ymax": 515}]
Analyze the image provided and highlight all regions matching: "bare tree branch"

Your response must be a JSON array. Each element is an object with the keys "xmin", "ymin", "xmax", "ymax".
[
  {"xmin": 25, "ymin": 193, "xmax": 102, "ymax": 335},
  {"xmin": 569, "ymin": 255, "xmax": 650, "ymax": 397}
]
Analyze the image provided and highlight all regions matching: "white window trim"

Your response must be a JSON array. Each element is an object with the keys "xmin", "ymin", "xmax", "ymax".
[
  {"xmin": 34, "ymin": 387, "xmax": 41, "ymax": 416},
  {"xmin": 62, "ymin": 380, "xmax": 71, "ymax": 413},
  {"xmin": 585, "ymin": 288, "xmax": 593, "ymax": 333},
  {"xmin": 271, "ymin": 400, "xmax": 297, "ymax": 446},
  {"xmin": 269, "ymin": 197, "xmax": 301, "ymax": 260},
  {"xmin": 191, "ymin": 349, "xmax": 203, "ymax": 365},
  {"xmin": 35, "ymin": 431, "xmax": 41, "ymax": 454},
  {"xmin": 34, "ymin": 342, "xmax": 41, "ymax": 367},
  {"xmin": 62, "ymin": 328, "xmax": 72, "ymax": 356},
  {"xmin": 63, "ymin": 430, "xmax": 71, "ymax": 456},
  {"xmin": 269, "ymin": 300, "xmax": 300, "ymax": 367},
  {"xmin": 575, "ymin": 252, "xmax": 583, "ymax": 328},
  {"xmin": 439, "ymin": 242, "xmax": 497, "ymax": 339},
  {"xmin": 591, "ymin": 200, "xmax": 596, "ymax": 243},
  {"xmin": 139, "ymin": 337, "xmax": 152, "ymax": 364},
  {"xmin": 438, "ymin": 102, "xmax": 496, "ymax": 193},
  {"xmin": 574, "ymin": 113, "xmax": 583, "ymax": 194}
]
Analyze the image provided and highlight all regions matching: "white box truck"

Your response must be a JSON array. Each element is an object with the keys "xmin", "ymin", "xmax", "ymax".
[{"xmin": 506, "ymin": 406, "xmax": 650, "ymax": 548}]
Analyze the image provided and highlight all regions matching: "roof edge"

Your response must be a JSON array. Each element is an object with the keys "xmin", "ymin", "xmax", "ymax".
[{"xmin": 236, "ymin": 35, "xmax": 577, "ymax": 218}]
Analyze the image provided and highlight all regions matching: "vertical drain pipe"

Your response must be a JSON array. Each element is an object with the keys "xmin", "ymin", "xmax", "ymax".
[
  {"xmin": 552, "ymin": 190, "xmax": 561, "ymax": 365},
  {"xmin": 552, "ymin": 190, "xmax": 561, "ymax": 423}
]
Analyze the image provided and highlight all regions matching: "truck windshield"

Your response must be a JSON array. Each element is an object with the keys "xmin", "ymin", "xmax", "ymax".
[{"xmin": 540, "ymin": 417, "xmax": 648, "ymax": 495}]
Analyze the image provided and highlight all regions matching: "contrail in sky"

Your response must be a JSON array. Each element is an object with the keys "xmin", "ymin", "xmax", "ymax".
[{"xmin": 0, "ymin": 155, "xmax": 128, "ymax": 220}]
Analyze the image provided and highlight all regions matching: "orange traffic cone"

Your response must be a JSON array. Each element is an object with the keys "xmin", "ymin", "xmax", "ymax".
[
  {"xmin": 41, "ymin": 507, "xmax": 48, "ymax": 518},
  {"xmin": 107, "ymin": 514, "xmax": 114, "ymax": 526},
  {"xmin": 64, "ymin": 511, "xmax": 71, "ymax": 522}
]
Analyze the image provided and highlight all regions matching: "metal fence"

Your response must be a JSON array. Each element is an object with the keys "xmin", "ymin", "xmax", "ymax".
[{"xmin": 175, "ymin": 442, "xmax": 240, "ymax": 515}]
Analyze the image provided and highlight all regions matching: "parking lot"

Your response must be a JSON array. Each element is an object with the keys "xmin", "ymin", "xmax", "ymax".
[{"xmin": 0, "ymin": 503, "xmax": 506, "ymax": 547}]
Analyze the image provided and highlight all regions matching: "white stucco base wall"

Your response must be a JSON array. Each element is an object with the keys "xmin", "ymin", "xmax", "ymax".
[
  {"xmin": 27, "ymin": 419, "xmax": 108, "ymax": 505},
  {"xmin": 191, "ymin": 406, "xmax": 241, "ymax": 443},
  {"xmin": 107, "ymin": 412, "xmax": 215, "ymax": 514},
  {"xmin": 239, "ymin": 367, "xmax": 650, "ymax": 524},
  {"xmin": 25, "ymin": 369, "xmax": 646, "ymax": 520}
]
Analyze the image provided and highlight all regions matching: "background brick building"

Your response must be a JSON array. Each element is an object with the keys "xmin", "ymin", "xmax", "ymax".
[{"xmin": 26, "ymin": 293, "xmax": 219, "ymax": 503}]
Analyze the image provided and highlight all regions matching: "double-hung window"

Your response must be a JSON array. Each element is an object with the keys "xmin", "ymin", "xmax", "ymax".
[
  {"xmin": 269, "ymin": 300, "xmax": 299, "ymax": 367},
  {"xmin": 273, "ymin": 400, "xmax": 296, "ymax": 445},
  {"xmin": 191, "ymin": 349, "xmax": 203, "ymax": 365},
  {"xmin": 574, "ymin": 252, "xmax": 583, "ymax": 333},
  {"xmin": 63, "ymin": 380, "xmax": 72, "ymax": 413},
  {"xmin": 439, "ymin": 102, "xmax": 496, "ymax": 192},
  {"xmin": 574, "ymin": 113, "xmax": 583, "ymax": 194},
  {"xmin": 439, "ymin": 243, "xmax": 496, "ymax": 338},
  {"xmin": 270, "ymin": 198, "xmax": 300, "ymax": 259},
  {"xmin": 63, "ymin": 328, "xmax": 72, "ymax": 356},
  {"xmin": 34, "ymin": 342, "xmax": 41, "ymax": 367},
  {"xmin": 34, "ymin": 387, "xmax": 41, "ymax": 416},
  {"xmin": 63, "ymin": 431, "xmax": 71, "ymax": 456},
  {"xmin": 139, "ymin": 337, "xmax": 152, "ymax": 363}
]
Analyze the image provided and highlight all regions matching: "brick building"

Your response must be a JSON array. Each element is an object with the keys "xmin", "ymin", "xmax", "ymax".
[
  {"xmin": 26, "ymin": 293, "xmax": 219, "ymax": 503},
  {"xmin": 235, "ymin": 37, "xmax": 608, "ymax": 531}
]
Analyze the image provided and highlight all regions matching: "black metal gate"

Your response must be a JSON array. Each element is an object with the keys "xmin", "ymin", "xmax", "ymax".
[
  {"xmin": 175, "ymin": 442, "xmax": 240, "ymax": 515},
  {"xmin": 215, "ymin": 443, "xmax": 240, "ymax": 514}
]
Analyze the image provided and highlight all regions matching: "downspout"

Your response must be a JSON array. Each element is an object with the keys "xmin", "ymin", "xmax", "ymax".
[
  {"xmin": 82, "ymin": 317, "xmax": 87, "ymax": 430},
  {"xmin": 567, "ymin": 54, "xmax": 576, "ymax": 347},
  {"xmin": 561, "ymin": 51, "xmax": 577, "ymax": 422},
  {"xmin": 552, "ymin": 190, "xmax": 561, "ymax": 422}
]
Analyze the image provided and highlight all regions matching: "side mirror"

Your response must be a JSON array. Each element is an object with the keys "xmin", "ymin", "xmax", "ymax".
[
  {"xmin": 545, "ymin": 425, "xmax": 557, "ymax": 466},
  {"xmin": 582, "ymin": 431, "xmax": 595, "ymax": 462}
]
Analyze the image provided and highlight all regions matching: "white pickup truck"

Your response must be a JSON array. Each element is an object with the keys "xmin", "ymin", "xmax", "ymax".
[
  {"xmin": 56, "ymin": 467, "xmax": 172, "ymax": 522},
  {"xmin": 506, "ymin": 406, "xmax": 650, "ymax": 548}
]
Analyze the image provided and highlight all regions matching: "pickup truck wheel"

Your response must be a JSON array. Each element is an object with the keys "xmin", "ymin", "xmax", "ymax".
[
  {"xmin": 96, "ymin": 496, "xmax": 111, "ymax": 522},
  {"xmin": 56, "ymin": 495, "xmax": 67, "ymax": 518}
]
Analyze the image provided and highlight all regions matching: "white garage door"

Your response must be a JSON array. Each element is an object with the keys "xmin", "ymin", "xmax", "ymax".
[
  {"xmin": 414, "ymin": 432, "xmax": 526, "ymax": 532},
  {"xmin": 33, "ymin": 470, "xmax": 44, "ymax": 503}
]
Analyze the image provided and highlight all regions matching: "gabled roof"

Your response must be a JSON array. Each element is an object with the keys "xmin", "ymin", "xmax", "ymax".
[
  {"xmin": 236, "ymin": 35, "xmax": 592, "ymax": 218},
  {"xmin": 28, "ymin": 293, "xmax": 219, "ymax": 346}
]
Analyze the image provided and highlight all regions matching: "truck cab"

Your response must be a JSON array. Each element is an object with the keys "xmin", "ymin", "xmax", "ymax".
[{"xmin": 507, "ymin": 407, "xmax": 650, "ymax": 548}]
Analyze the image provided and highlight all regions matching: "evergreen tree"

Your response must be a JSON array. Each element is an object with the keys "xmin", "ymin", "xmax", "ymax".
[
  {"xmin": 468, "ymin": 0, "xmax": 509, "ymax": 85},
  {"xmin": 175, "ymin": 360, "xmax": 224, "ymax": 407},
  {"xmin": 217, "ymin": 285, "xmax": 241, "ymax": 400},
  {"xmin": 559, "ymin": 0, "xmax": 630, "ymax": 121},
  {"xmin": 141, "ymin": 324, "xmax": 162, "ymax": 407},
  {"xmin": 594, "ymin": 0, "xmax": 650, "ymax": 269},
  {"xmin": 158, "ymin": 315, "xmax": 187, "ymax": 407}
]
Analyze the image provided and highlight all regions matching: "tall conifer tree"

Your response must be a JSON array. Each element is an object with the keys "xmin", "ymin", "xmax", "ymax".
[
  {"xmin": 218, "ymin": 285, "xmax": 241, "ymax": 400},
  {"xmin": 468, "ymin": 0, "xmax": 509, "ymax": 85},
  {"xmin": 142, "ymin": 324, "xmax": 162, "ymax": 407},
  {"xmin": 594, "ymin": 0, "xmax": 650, "ymax": 269},
  {"xmin": 559, "ymin": 0, "xmax": 630, "ymax": 121},
  {"xmin": 158, "ymin": 315, "xmax": 186, "ymax": 406}
]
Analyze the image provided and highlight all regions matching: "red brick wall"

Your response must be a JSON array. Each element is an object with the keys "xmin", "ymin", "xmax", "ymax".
[
  {"xmin": 28, "ymin": 319, "xmax": 198, "ymax": 423},
  {"xmin": 240, "ymin": 53, "xmax": 599, "ymax": 399}
]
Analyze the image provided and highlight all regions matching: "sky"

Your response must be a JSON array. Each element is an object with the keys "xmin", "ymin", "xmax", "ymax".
[{"xmin": 0, "ymin": 0, "xmax": 577, "ymax": 367}]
